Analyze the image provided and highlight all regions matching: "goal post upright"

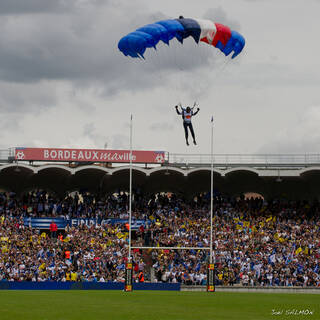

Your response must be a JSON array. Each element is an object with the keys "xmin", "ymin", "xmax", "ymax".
[
  {"xmin": 125, "ymin": 114, "xmax": 133, "ymax": 292},
  {"xmin": 207, "ymin": 115, "xmax": 215, "ymax": 292},
  {"xmin": 210, "ymin": 115, "xmax": 214, "ymax": 265},
  {"xmin": 125, "ymin": 115, "xmax": 215, "ymax": 292},
  {"xmin": 128, "ymin": 114, "xmax": 133, "ymax": 260}
]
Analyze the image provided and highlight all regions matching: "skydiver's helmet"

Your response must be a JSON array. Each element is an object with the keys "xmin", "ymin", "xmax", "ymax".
[
  {"xmin": 179, "ymin": 16, "xmax": 184, "ymax": 19},
  {"xmin": 186, "ymin": 107, "xmax": 191, "ymax": 113}
]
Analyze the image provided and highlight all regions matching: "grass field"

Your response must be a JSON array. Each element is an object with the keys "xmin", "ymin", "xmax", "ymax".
[{"xmin": 0, "ymin": 290, "xmax": 319, "ymax": 320}]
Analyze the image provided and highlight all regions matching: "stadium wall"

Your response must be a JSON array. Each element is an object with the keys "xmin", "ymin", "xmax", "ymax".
[
  {"xmin": 0, "ymin": 282, "xmax": 180, "ymax": 291},
  {"xmin": 1, "ymin": 282, "xmax": 318, "ymax": 293},
  {"xmin": 181, "ymin": 286, "xmax": 320, "ymax": 294}
]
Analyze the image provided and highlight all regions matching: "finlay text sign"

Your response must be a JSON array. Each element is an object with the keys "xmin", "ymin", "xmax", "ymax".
[{"xmin": 15, "ymin": 147, "xmax": 166, "ymax": 164}]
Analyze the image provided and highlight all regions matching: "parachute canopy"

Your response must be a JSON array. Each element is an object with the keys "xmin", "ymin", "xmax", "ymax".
[{"xmin": 118, "ymin": 17, "xmax": 245, "ymax": 59}]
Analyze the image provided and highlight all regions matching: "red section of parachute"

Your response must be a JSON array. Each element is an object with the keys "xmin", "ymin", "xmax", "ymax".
[
  {"xmin": 212, "ymin": 23, "xmax": 232, "ymax": 47},
  {"xmin": 200, "ymin": 37, "xmax": 209, "ymax": 44},
  {"xmin": 200, "ymin": 23, "xmax": 232, "ymax": 48}
]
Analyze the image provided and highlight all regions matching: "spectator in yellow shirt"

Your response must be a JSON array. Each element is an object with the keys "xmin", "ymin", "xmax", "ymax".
[{"xmin": 71, "ymin": 271, "xmax": 78, "ymax": 282}]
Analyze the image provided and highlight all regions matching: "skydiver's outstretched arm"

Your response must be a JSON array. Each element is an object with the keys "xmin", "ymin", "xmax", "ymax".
[
  {"xmin": 175, "ymin": 104, "xmax": 182, "ymax": 115},
  {"xmin": 193, "ymin": 107, "xmax": 200, "ymax": 116}
]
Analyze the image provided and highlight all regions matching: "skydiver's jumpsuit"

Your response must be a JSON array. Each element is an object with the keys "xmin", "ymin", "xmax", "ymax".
[{"xmin": 175, "ymin": 107, "xmax": 199, "ymax": 144}]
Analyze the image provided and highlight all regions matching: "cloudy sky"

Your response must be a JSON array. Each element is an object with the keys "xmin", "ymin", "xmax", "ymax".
[{"xmin": 0, "ymin": 0, "xmax": 320, "ymax": 156}]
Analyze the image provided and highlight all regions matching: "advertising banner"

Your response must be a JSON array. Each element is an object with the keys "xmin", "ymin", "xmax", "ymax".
[
  {"xmin": 23, "ymin": 217, "xmax": 147, "ymax": 230},
  {"xmin": 125, "ymin": 262, "xmax": 133, "ymax": 292},
  {"xmin": 207, "ymin": 263, "xmax": 215, "ymax": 292},
  {"xmin": 15, "ymin": 147, "xmax": 166, "ymax": 164}
]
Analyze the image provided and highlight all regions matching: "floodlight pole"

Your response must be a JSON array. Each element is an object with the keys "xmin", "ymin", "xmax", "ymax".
[{"xmin": 128, "ymin": 114, "xmax": 133, "ymax": 260}]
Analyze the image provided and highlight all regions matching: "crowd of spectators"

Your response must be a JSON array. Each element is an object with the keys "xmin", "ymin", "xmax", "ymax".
[
  {"xmin": 0, "ymin": 217, "xmax": 135, "ymax": 282},
  {"xmin": 0, "ymin": 190, "xmax": 319, "ymax": 286}
]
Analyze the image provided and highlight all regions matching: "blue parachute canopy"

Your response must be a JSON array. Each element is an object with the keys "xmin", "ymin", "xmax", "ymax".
[
  {"xmin": 222, "ymin": 31, "xmax": 245, "ymax": 59},
  {"xmin": 118, "ymin": 17, "xmax": 245, "ymax": 59}
]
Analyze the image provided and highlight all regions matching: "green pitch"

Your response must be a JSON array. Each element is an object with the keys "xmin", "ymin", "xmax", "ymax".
[{"xmin": 0, "ymin": 290, "xmax": 319, "ymax": 320}]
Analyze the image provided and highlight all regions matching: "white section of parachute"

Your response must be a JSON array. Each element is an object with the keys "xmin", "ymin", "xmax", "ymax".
[{"xmin": 195, "ymin": 19, "xmax": 217, "ymax": 44}]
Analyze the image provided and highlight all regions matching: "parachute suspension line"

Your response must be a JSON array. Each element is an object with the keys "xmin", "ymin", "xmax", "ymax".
[
  {"xmin": 194, "ymin": 54, "xmax": 233, "ymax": 103},
  {"xmin": 172, "ymin": 40, "xmax": 180, "ymax": 101},
  {"xmin": 193, "ymin": 46, "xmax": 220, "ymax": 103},
  {"xmin": 164, "ymin": 38, "xmax": 181, "ymax": 103},
  {"xmin": 117, "ymin": 17, "xmax": 245, "ymax": 109},
  {"xmin": 176, "ymin": 40, "xmax": 187, "ymax": 103},
  {"xmin": 211, "ymin": 56, "xmax": 232, "ymax": 85},
  {"xmin": 142, "ymin": 43, "xmax": 168, "ymax": 103},
  {"xmin": 162, "ymin": 39, "xmax": 179, "ymax": 102},
  {"xmin": 192, "ymin": 40, "xmax": 211, "ymax": 103},
  {"xmin": 177, "ymin": 38, "xmax": 201, "ymax": 104},
  {"xmin": 161, "ymin": 40, "xmax": 181, "ymax": 103},
  {"xmin": 147, "ymin": 40, "xmax": 179, "ymax": 103},
  {"xmin": 190, "ymin": 40, "xmax": 233, "ymax": 104},
  {"xmin": 146, "ymin": 46, "xmax": 158, "ymax": 86}
]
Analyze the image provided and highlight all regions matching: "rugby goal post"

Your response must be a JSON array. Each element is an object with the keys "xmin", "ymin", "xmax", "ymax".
[{"xmin": 126, "ymin": 246, "xmax": 215, "ymax": 292}]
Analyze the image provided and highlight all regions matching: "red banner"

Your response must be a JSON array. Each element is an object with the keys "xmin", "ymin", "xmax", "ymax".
[{"xmin": 15, "ymin": 148, "xmax": 166, "ymax": 164}]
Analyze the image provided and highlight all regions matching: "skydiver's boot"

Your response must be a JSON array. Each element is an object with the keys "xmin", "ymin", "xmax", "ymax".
[
  {"xmin": 186, "ymin": 139, "xmax": 189, "ymax": 146},
  {"xmin": 193, "ymin": 140, "xmax": 197, "ymax": 145}
]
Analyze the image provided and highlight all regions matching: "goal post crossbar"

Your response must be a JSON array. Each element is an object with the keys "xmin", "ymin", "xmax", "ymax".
[{"xmin": 131, "ymin": 246, "xmax": 210, "ymax": 250}]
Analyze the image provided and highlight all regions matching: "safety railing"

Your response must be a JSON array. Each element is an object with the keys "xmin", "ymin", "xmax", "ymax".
[
  {"xmin": 168, "ymin": 153, "xmax": 320, "ymax": 168},
  {"xmin": 0, "ymin": 148, "xmax": 14, "ymax": 162}
]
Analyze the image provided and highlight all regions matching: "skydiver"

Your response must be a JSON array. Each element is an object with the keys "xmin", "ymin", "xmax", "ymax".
[{"xmin": 175, "ymin": 102, "xmax": 200, "ymax": 146}]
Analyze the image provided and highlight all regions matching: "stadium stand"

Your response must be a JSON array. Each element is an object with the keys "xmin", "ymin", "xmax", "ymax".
[{"xmin": 0, "ymin": 190, "xmax": 319, "ymax": 286}]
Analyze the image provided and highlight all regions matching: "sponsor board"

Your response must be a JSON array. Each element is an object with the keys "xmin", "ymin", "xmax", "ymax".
[
  {"xmin": 15, "ymin": 147, "xmax": 166, "ymax": 164},
  {"xmin": 23, "ymin": 217, "xmax": 147, "ymax": 230}
]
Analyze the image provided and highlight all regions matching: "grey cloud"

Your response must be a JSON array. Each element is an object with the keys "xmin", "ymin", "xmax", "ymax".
[
  {"xmin": 149, "ymin": 122, "xmax": 174, "ymax": 131},
  {"xmin": 0, "ymin": 0, "xmax": 111, "ymax": 15},
  {"xmin": 109, "ymin": 134, "xmax": 129, "ymax": 150},
  {"xmin": 0, "ymin": 3, "xmax": 242, "ymax": 96},
  {"xmin": 0, "ymin": 113, "xmax": 23, "ymax": 135},
  {"xmin": 234, "ymin": 62, "xmax": 320, "ymax": 88},
  {"xmin": 82, "ymin": 122, "xmax": 108, "ymax": 147},
  {"xmin": 83, "ymin": 122, "xmax": 95, "ymax": 138},
  {"xmin": 203, "ymin": 7, "xmax": 241, "ymax": 30},
  {"xmin": 0, "ymin": 3, "xmax": 167, "ymax": 93},
  {"xmin": 0, "ymin": 81, "xmax": 58, "ymax": 113},
  {"xmin": 0, "ymin": 1, "xmax": 248, "ymax": 119},
  {"xmin": 258, "ymin": 106, "xmax": 320, "ymax": 153},
  {"xmin": 0, "ymin": 13, "xmax": 108, "ymax": 83},
  {"xmin": 0, "ymin": 0, "xmax": 75, "ymax": 15}
]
